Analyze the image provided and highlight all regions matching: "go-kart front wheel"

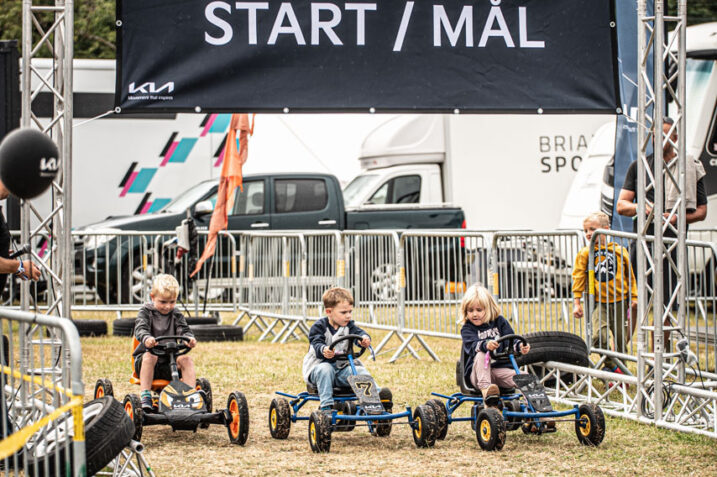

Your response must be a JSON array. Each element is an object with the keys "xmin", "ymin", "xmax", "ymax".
[
  {"xmin": 476, "ymin": 408, "xmax": 506, "ymax": 451},
  {"xmin": 123, "ymin": 394, "xmax": 143, "ymax": 441},
  {"xmin": 227, "ymin": 391, "xmax": 250, "ymax": 445},
  {"xmin": 269, "ymin": 397, "xmax": 291, "ymax": 439},
  {"xmin": 94, "ymin": 378, "xmax": 113, "ymax": 399},
  {"xmin": 575, "ymin": 403, "xmax": 605, "ymax": 446},
  {"xmin": 412, "ymin": 404, "xmax": 437, "ymax": 448},
  {"xmin": 308, "ymin": 411, "xmax": 332, "ymax": 453}
]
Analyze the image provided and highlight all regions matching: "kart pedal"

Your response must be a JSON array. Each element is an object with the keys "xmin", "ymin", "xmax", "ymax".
[{"xmin": 513, "ymin": 374, "xmax": 553, "ymax": 412}]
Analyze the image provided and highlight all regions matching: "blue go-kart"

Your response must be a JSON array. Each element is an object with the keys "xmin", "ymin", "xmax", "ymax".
[
  {"xmin": 426, "ymin": 334, "xmax": 605, "ymax": 451},
  {"xmin": 268, "ymin": 334, "xmax": 438, "ymax": 452}
]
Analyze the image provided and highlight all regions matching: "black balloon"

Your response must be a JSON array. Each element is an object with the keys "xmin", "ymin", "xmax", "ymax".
[{"xmin": 0, "ymin": 128, "xmax": 60, "ymax": 199}]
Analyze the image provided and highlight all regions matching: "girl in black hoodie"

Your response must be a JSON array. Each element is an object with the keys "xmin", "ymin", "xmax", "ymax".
[{"xmin": 460, "ymin": 285, "xmax": 529, "ymax": 405}]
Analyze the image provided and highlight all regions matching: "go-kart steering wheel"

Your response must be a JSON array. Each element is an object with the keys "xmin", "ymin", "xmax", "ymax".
[
  {"xmin": 329, "ymin": 334, "xmax": 369, "ymax": 360},
  {"xmin": 146, "ymin": 335, "xmax": 192, "ymax": 358},
  {"xmin": 490, "ymin": 334, "xmax": 528, "ymax": 360}
]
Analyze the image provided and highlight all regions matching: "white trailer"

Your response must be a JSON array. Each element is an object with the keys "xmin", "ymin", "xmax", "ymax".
[{"xmin": 346, "ymin": 114, "xmax": 610, "ymax": 230}]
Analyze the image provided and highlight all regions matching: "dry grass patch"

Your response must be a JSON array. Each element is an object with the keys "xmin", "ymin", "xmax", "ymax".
[{"xmin": 78, "ymin": 319, "xmax": 717, "ymax": 477}]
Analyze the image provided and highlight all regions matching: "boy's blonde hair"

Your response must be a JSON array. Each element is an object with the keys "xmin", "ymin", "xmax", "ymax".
[
  {"xmin": 151, "ymin": 274, "xmax": 180, "ymax": 298},
  {"xmin": 460, "ymin": 284, "xmax": 500, "ymax": 323},
  {"xmin": 322, "ymin": 287, "xmax": 354, "ymax": 309},
  {"xmin": 583, "ymin": 211, "xmax": 610, "ymax": 229}
]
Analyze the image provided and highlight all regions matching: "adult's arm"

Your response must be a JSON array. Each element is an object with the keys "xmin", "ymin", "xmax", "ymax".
[
  {"xmin": 616, "ymin": 189, "xmax": 638, "ymax": 217},
  {"xmin": 0, "ymin": 258, "xmax": 41, "ymax": 280}
]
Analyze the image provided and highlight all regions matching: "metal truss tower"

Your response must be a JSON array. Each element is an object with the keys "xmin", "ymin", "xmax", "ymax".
[{"xmin": 20, "ymin": 0, "xmax": 73, "ymax": 319}]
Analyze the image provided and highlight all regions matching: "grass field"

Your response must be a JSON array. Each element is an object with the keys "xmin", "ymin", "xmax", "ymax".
[{"xmin": 78, "ymin": 313, "xmax": 717, "ymax": 477}]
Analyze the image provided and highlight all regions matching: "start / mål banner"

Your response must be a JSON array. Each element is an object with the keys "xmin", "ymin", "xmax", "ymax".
[{"xmin": 115, "ymin": 0, "xmax": 620, "ymax": 113}]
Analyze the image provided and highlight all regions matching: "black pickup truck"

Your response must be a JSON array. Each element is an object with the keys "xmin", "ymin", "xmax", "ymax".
[{"xmin": 76, "ymin": 173, "xmax": 465, "ymax": 303}]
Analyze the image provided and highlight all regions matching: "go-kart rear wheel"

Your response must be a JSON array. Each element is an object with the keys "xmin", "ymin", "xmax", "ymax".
[
  {"xmin": 476, "ymin": 408, "xmax": 506, "ymax": 451},
  {"xmin": 334, "ymin": 401, "xmax": 356, "ymax": 432},
  {"xmin": 504, "ymin": 399, "xmax": 522, "ymax": 431},
  {"xmin": 426, "ymin": 399, "xmax": 448, "ymax": 440},
  {"xmin": 412, "ymin": 404, "xmax": 437, "ymax": 448},
  {"xmin": 268, "ymin": 398, "xmax": 291, "ymax": 439},
  {"xmin": 372, "ymin": 416, "xmax": 392, "ymax": 437},
  {"xmin": 227, "ymin": 391, "xmax": 250, "ymax": 445},
  {"xmin": 308, "ymin": 410, "xmax": 332, "ymax": 453},
  {"xmin": 94, "ymin": 378, "xmax": 113, "ymax": 399},
  {"xmin": 575, "ymin": 403, "xmax": 605, "ymax": 446},
  {"xmin": 123, "ymin": 394, "xmax": 143, "ymax": 441},
  {"xmin": 196, "ymin": 377, "xmax": 213, "ymax": 429}
]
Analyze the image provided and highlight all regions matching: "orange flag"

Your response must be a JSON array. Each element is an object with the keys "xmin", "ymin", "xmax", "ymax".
[{"xmin": 191, "ymin": 113, "xmax": 254, "ymax": 277}]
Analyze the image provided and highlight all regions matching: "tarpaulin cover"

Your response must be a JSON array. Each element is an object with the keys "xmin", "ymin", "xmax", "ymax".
[{"xmin": 116, "ymin": 0, "xmax": 620, "ymax": 113}]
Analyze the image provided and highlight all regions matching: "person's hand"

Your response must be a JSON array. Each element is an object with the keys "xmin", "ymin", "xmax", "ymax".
[
  {"xmin": 573, "ymin": 304, "xmax": 583, "ymax": 319},
  {"xmin": 25, "ymin": 261, "xmax": 41, "ymax": 280},
  {"xmin": 663, "ymin": 212, "xmax": 677, "ymax": 225},
  {"xmin": 144, "ymin": 336, "xmax": 157, "ymax": 348},
  {"xmin": 359, "ymin": 335, "xmax": 370, "ymax": 348},
  {"xmin": 520, "ymin": 343, "xmax": 530, "ymax": 355},
  {"xmin": 322, "ymin": 347, "xmax": 335, "ymax": 359},
  {"xmin": 188, "ymin": 337, "xmax": 197, "ymax": 348},
  {"xmin": 486, "ymin": 340, "xmax": 499, "ymax": 351}
]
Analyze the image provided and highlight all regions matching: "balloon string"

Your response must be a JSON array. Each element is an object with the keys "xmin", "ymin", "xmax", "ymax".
[{"xmin": 72, "ymin": 109, "xmax": 115, "ymax": 128}]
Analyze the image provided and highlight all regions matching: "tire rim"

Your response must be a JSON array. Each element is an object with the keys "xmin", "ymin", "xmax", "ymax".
[
  {"xmin": 413, "ymin": 416, "xmax": 422, "ymax": 438},
  {"xmin": 370, "ymin": 264, "xmax": 398, "ymax": 301},
  {"xmin": 579, "ymin": 414, "xmax": 591, "ymax": 436},
  {"xmin": 270, "ymin": 408, "xmax": 277, "ymax": 430},
  {"xmin": 229, "ymin": 398, "xmax": 239, "ymax": 438},
  {"xmin": 310, "ymin": 421, "xmax": 317, "ymax": 445},
  {"xmin": 480, "ymin": 420, "xmax": 491, "ymax": 441},
  {"xmin": 32, "ymin": 401, "xmax": 104, "ymax": 458}
]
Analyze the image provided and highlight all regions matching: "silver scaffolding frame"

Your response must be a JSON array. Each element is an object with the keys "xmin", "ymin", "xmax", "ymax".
[
  {"xmin": 635, "ymin": 0, "xmax": 690, "ymax": 422},
  {"xmin": 20, "ymin": 0, "xmax": 73, "ymax": 319}
]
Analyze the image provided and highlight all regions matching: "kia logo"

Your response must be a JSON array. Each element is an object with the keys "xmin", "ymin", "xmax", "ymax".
[{"xmin": 128, "ymin": 81, "xmax": 175, "ymax": 94}]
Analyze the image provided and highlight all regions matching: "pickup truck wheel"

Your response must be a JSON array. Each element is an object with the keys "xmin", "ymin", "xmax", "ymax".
[{"xmin": 370, "ymin": 263, "xmax": 398, "ymax": 301}]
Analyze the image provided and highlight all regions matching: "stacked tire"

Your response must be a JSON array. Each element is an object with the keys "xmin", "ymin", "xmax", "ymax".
[
  {"xmin": 112, "ymin": 316, "xmax": 225, "ymax": 336},
  {"xmin": 515, "ymin": 331, "xmax": 590, "ymax": 387},
  {"xmin": 72, "ymin": 319, "xmax": 108, "ymax": 337}
]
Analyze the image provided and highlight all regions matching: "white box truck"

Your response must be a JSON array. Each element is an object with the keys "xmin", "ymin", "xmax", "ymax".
[{"xmin": 345, "ymin": 114, "xmax": 610, "ymax": 230}]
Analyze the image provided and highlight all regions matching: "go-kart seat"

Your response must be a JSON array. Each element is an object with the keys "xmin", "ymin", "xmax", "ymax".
[
  {"xmin": 456, "ymin": 352, "xmax": 515, "ymax": 397},
  {"xmin": 306, "ymin": 382, "xmax": 356, "ymax": 397},
  {"xmin": 129, "ymin": 336, "xmax": 180, "ymax": 392}
]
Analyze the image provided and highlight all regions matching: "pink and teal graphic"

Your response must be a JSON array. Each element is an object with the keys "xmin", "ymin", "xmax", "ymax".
[{"xmin": 118, "ymin": 114, "xmax": 233, "ymax": 215}]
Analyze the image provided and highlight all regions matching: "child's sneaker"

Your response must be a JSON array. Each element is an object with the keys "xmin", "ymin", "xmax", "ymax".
[
  {"xmin": 379, "ymin": 387, "xmax": 393, "ymax": 413},
  {"xmin": 481, "ymin": 384, "xmax": 500, "ymax": 408},
  {"xmin": 604, "ymin": 366, "xmax": 627, "ymax": 389},
  {"xmin": 140, "ymin": 391, "xmax": 153, "ymax": 412}
]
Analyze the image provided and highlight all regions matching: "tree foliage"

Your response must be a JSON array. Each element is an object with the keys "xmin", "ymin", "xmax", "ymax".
[
  {"xmin": 0, "ymin": 0, "xmax": 115, "ymax": 59},
  {"xmin": 0, "ymin": 1, "xmax": 715, "ymax": 60}
]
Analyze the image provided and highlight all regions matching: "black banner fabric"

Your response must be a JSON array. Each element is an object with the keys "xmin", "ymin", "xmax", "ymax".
[{"xmin": 116, "ymin": 0, "xmax": 619, "ymax": 113}]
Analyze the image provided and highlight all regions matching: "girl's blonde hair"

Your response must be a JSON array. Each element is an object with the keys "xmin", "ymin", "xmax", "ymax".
[{"xmin": 461, "ymin": 284, "xmax": 500, "ymax": 323}]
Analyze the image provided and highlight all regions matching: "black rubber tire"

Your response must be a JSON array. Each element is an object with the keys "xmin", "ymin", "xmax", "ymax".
[
  {"xmin": 113, "ymin": 316, "xmax": 219, "ymax": 337},
  {"xmin": 269, "ymin": 398, "xmax": 292, "ymax": 439},
  {"xmin": 189, "ymin": 324, "xmax": 243, "ymax": 342},
  {"xmin": 196, "ymin": 377, "xmax": 213, "ymax": 411},
  {"xmin": 412, "ymin": 404, "xmax": 437, "ymax": 448},
  {"xmin": 112, "ymin": 318, "xmax": 136, "ymax": 336},
  {"xmin": 426, "ymin": 399, "xmax": 449, "ymax": 440},
  {"xmin": 94, "ymin": 378, "xmax": 114, "ymax": 399},
  {"xmin": 504, "ymin": 399, "xmax": 522, "ymax": 431},
  {"xmin": 476, "ymin": 408, "xmax": 506, "ymax": 451},
  {"xmin": 309, "ymin": 410, "xmax": 332, "ymax": 453},
  {"xmin": 123, "ymin": 394, "xmax": 144, "ymax": 442},
  {"xmin": 575, "ymin": 403, "xmax": 605, "ymax": 446},
  {"xmin": 227, "ymin": 391, "xmax": 250, "ymax": 445},
  {"xmin": 72, "ymin": 319, "xmax": 108, "ymax": 337},
  {"xmin": 334, "ymin": 401, "xmax": 356, "ymax": 433},
  {"xmin": 27, "ymin": 396, "xmax": 133, "ymax": 476},
  {"xmin": 515, "ymin": 331, "xmax": 589, "ymax": 367},
  {"xmin": 372, "ymin": 415, "xmax": 392, "ymax": 437},
  {"xmin": 515, "ymin": 331, "xmax": 589, "ymax": 387}
]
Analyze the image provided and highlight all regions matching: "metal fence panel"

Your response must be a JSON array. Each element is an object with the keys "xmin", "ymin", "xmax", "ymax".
[{"xmin": 0, "ymin": 309, "xmax": 84, "ymax": 476}]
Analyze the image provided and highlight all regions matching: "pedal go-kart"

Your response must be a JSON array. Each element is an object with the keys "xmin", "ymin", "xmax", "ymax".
[
  {"xmin": 268, "ymin": 333, "xmax": 438, "ymax": 452},
  {"xmin": 94, "ymin": 335, "xmax": 249, "ymax": 445},
  {"xmin": 425, "ymin": 334, "xmax": 605, "ymax": 451}
]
